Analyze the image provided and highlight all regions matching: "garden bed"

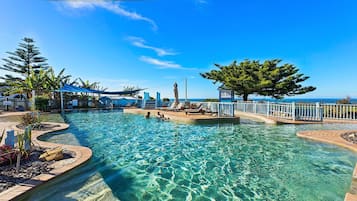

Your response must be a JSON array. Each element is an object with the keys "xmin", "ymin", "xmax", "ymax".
[
  {"xmin": 0, "ymin": 147, "xmax": 73, "ymax": 193},
  {"xmin": 341, "ymin": 132, "xmax": 357, "ymax": 144},
  {"xmin": 16, "ymin": 123, "xmax": 61, "ymax": 131}
]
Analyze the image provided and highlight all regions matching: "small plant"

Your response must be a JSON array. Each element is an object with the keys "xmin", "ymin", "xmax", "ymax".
[
  {"xmin": 16, "ymin": 128, "xmax": 32, "ymax": 160},
  {"xmin": 21, "ymin": 113, "xmax": 38, "ymax": 125},
  {"xmin": 0, "ymin": 129, "xmax": 4, "ymax": 144},
  {"xmin": 162, "ymin": 98, "xmax": 170, "ymax": 102},
  {"xmin": 0, "ymin": 145, "xmax": 16, "ymax": 166},
  {"xmin": 35, "ymin": 96, "xmax": 49, "ymax": 111},
  {"xmin": 17, "ymin": 133, "xmax": 25, "ymax": 156},
  {"xmin": 21, "ymin": 113, "xmax": 42, "ymax": 129},
  {"xmin": 203, "ymin": 98, "xmax": 219, "ymax": 102},
  {"xmin": 337, "ymin": 96, "xmax": 351, "ymax": 104}
]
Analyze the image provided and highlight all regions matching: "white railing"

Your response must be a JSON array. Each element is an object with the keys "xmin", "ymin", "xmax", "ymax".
[
  {"xmin": 199, "ymin": 102, "xmax": 235, "ymax": 117},
  {"xmin": 268, "ymin": 102, "xmax": 294, "ymax": 120},
  {"xmin": 295, "ymin": 103, "xmax": 323, "ymax": 121},
  {"xmin": 234, "ymin": 101, "xmax": 323, "ymax": 121},
  {"xmin": 187, "ymin": 101, "xmax": 357, "ymax": 121},
  {"xmin": 322, "ymin": 104, "xmax": 357, "ymax": 120}
]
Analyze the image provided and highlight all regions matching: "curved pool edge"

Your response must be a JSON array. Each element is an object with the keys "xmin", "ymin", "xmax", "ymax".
[
  {"xmin": 0, "ymin": 122, "xmax": 92, "ymax": 201},
  {"xmin": 297, "ymin": 130, "xmax": 357, "ymax": 201}
]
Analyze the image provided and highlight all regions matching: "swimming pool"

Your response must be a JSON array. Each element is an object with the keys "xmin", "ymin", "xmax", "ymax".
[{"xmin": 27, "ymin": 110, "xmax": 357, "ymax": 200}]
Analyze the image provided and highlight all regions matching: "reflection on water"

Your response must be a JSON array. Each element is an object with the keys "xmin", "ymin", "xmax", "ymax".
[{"xmin": 30, "ymin": 110, "xmax": 357, "ymax": 201}]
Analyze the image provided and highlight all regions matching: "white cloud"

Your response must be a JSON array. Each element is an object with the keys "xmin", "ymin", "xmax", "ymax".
[
  {"xmin": 63, "ymin": 0, "xmax": 157, "ymax": 30},
  {"xmin": 127, "ymin": 36, "xmax": 177, "ymax": 56},
  {"xmin": 139, "ymin": 56, "xmax": 197, "ymax": 71},
  {"xmin": 140, "ymin": 56, "xmax": 182, "ymax": 69},
  {"xmin": 86, "ymin": 77, "xmax": 148, "ymax": 90}
]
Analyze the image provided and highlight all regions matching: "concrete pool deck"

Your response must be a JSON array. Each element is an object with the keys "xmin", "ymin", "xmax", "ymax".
[
  {"xmin": 124, "ymin": 108, "xmax": 240, "ymax": 124},
  {"xmin": 297, "ymin": 130, "xmax": 357, "ymax": 201},
  {"xmin": 0, "ymin": 121, "xmax": 92, "ymax": 201}
]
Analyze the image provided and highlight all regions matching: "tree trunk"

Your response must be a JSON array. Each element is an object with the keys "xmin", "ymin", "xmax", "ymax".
[{"xmin": 243, "ymin": 93, "xmax": 249, "ymax": 101}]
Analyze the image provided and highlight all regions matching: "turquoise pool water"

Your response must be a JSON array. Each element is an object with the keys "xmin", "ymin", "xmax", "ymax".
[{"xmin": 28, "ymin": 110, "xmax": 357, "ymax": 201}]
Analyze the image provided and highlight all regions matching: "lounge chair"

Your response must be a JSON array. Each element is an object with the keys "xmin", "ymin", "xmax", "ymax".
[
  {"xmin": 185, "ymin": 104, "xmax": 205, "ymax": 115},
  {"xmin": 159, "ymin": 102, "xmax": 176, "ymax": 110},
  {"xmin": 165, "ymin": 102, "xmax": 183, "ymax": 112}
]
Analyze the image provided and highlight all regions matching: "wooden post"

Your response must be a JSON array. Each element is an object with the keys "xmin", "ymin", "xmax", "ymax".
[{"xmin": 16, "ymin": 151, "xmax": 21, "ymax": 173}]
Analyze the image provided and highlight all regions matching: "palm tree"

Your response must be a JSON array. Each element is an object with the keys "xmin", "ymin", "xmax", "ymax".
[
  {"xmin": 77, "ymin": 78, "xmax": 100, "ymax": 90},
  {"xmin": 45, "ymin": 67, "xmax": 72, "ymax": 91}
]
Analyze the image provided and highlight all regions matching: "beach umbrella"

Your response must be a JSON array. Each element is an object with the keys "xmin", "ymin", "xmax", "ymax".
[{"xmin": 174, "ymin": 82, "xmax": 179, "ymax": 106}]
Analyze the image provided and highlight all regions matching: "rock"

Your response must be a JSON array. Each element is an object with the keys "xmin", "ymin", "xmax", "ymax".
[
  {"xmin": 341, "ymin": 132, "xmax": 357, "ymax": 144},
  {"xmin": 39, "ymin": 147, "xmax": 63, "ymax": 161},
  {"xmin": 0, "ymin": 148, "xmax": 55, "ymax": 193}
]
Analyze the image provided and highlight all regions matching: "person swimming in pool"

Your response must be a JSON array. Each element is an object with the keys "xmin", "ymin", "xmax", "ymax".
[{"xmin": 145, "ymin": 112, "xmax": 150, "ymax": 119}]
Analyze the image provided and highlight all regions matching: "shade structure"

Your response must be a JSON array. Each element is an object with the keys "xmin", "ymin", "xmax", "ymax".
[
  {"xmin": 58, "ymin": 84, "xmax": 143, "ymax": 95},
  {"xmin": 173, "ymin": 82, "xmax": 179, "ymax": 106},
  {"xmin": 57, "ymin": 84, "xmax": 144, "ymax": 113}
]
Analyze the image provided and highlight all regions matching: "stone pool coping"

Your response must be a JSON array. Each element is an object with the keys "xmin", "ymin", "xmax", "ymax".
[
  {"xmin": 297, "ymin": 130, "xmax": 357, "ymax": 201},
  {"xmin": 0, "ymin": 122, "xmax": 92, "ymax": 201}
]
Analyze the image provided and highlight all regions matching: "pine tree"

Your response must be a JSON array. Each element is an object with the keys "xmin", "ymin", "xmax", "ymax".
[
  {"xmin": 201, "ymin": 59, "xmax": 316, "ymax": 101},
  {"xmin": 0, "ymin": 37, "xmax": 48, "ymax": 82}
]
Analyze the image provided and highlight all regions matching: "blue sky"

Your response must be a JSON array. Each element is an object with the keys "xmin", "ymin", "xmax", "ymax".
[{"xmin": 1, "ymin": 0, "xmax": 357, "ymax": 99}]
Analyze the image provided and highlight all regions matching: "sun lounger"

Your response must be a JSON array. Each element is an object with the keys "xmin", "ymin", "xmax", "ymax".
[
  {"xmin": 159, "ymin": 102, "xmax": 176, "ymax": 110},
  {"xmin": 185, "ymin": 104, "xmax": 205, "ymax": 115},
  {"xmin": 166, "ymin": 103, "xmax": 184, "ymax": 112}
]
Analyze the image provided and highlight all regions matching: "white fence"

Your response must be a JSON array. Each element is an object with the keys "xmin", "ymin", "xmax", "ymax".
[
  {"xmin": 200, "ymin": 102, "xmax": 235, "ymax": 117},
  {"xmin": 158, "ymin": 100, "xmax": 357, "ymax": 121},
  {"xmin": 322, "ymin": 104, "xmax": 357, "ymax": 120},
  {"xmin": 197, "ymin": 101, "xmax": 357, "ymax": 121},
  {"xmin": 234, "ymin": 101, "xmax": 324, "ymax": 121}
]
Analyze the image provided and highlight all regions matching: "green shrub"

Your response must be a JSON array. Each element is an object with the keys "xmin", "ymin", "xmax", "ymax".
[
  {"xmin": 337, "ymin": 96, "xmax": 351, "ymax": 104},
  {"xmin": 21, "ymin": 113, "xmax": 41, "ymax": 127},
  {"xmin": 0, "ymin": 145, "xmax": 16, "ymax": 166},
  {"xmin": 35, "ymin": 96, "xmax": 49, "ymax": 111},
  {"xmin": 162, "ymin": 98, "xmax": 170, "ymax": 102},
  {"xmin": 203, "ymin": 98, "xmax": 219, "ymax": 102}
]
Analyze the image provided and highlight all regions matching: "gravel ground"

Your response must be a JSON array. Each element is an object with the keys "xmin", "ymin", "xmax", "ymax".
[
  {"xmin": 0, "ymin": 148, "xmax": 54, "ymax": 193},
  {"xmin": 341, "ymin": 132, "xmax": 357, "ymax": 144}
]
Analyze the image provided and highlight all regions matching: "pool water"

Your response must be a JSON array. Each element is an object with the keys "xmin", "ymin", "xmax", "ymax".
[{"xmin": 28, "ymin": 110, "xmax": 357, "ymax": 201}]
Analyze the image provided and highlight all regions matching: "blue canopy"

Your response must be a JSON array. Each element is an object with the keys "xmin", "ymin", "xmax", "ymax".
[{"xmin": 58, "ymin": 84, "xmax": 143, "ymax": 95}]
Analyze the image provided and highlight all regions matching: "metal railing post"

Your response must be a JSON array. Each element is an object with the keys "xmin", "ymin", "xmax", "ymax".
[
  {"xmin": 231, "ymin": 103, "xmax": 234, "ymax": 117},
  {"xmin": 292, "ymin": 102, "xmax": 296, "ymax": 121},
  {"xmin": 266, "ymin": 102, "xmax": 270, "ymax": 116}
]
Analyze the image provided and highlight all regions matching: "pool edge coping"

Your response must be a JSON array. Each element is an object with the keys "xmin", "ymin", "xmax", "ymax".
[
  {"xmin": 0, "ymin": 122, "xmax": 92, "ymax": 201},
  {"xmin": 297, "ymin": 130, "xmax": 357, "ymax": 201}
]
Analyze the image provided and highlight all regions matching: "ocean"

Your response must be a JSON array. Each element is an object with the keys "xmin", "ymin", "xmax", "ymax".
[{"xmin": 177, "ymin": 98, "xmax": 357, "ymax": 104}]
